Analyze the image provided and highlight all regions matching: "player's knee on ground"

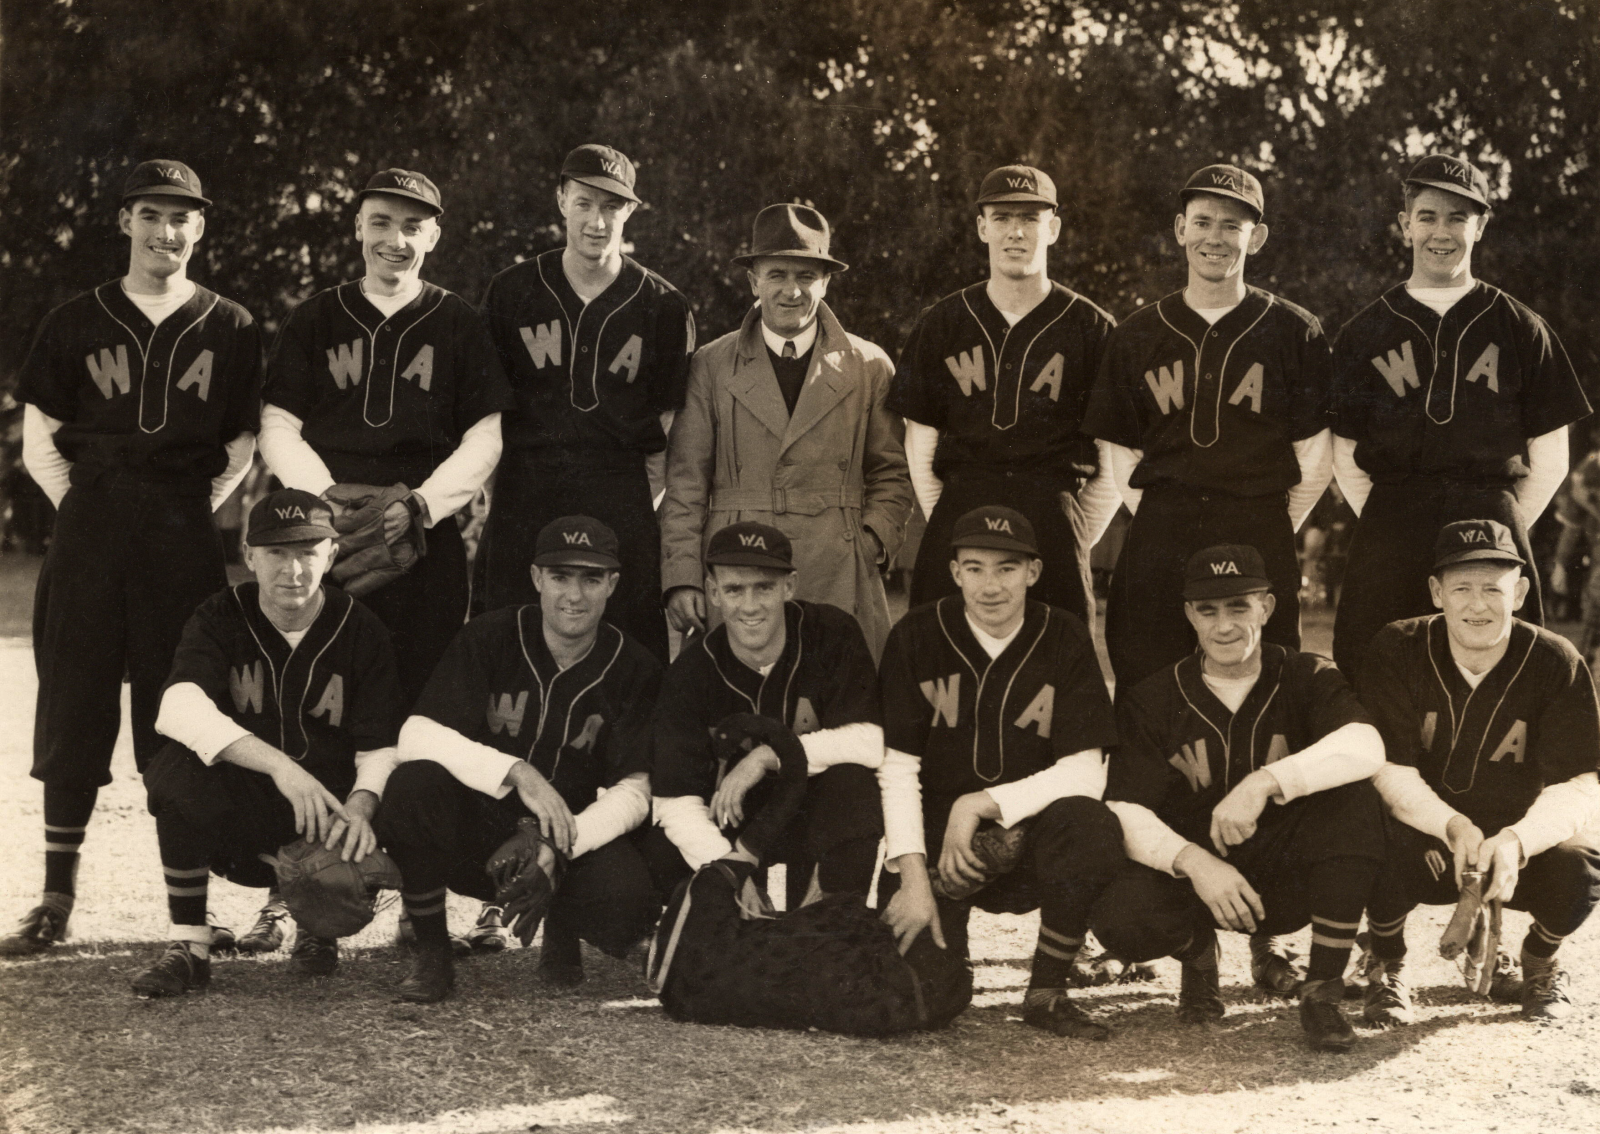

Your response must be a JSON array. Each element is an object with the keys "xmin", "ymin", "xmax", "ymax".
[
  {"xmin": 1030, "ymin": 795, "xmax": 1126, "ymax": 887},
  {"xmin": 1089, "ymin": 863, "xmax": 1202, "ymax": 964}
]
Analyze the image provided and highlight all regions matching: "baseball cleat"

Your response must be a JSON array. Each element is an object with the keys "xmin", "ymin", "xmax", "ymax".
[
  {"xmin": 208, "ymin": 912, "xmax": 238, "ymax": 955},
  {"xmin": 0, "ymin": 904, "xmax": 70, "ymax": 957},
  {"xmin": 464, "ymin": 904, "xmax": 510, "ymax": 954},
  {"xmin": 1022, "ymin": 990, "xmax": 1111, "ymax": 1041},
  {"xmin": 1488, "ymin": 950, "xmax": 1523, "ymax": 1003},
  {"xmin": 1176, "ymin": 932, "xmax": 1225, "ymax": 1024},
  {"xmin": 1069, "ymin": 946, "xmax": 1159, "ymax": 987},
  {"xmin": 290, "ymin": 931, "xmax": 339, "ymax": 976},
  {"xmin": 132, "ymin": 942, "xmax": 211, "ymax": 998},
  {"xmin": 235, "ymin": 900, "xmax": 289, "ymax": 954},
  {"xmin": 1249, "ymin": 933, "xmax": 1305, "ymax": 997},
  {"xmin": 1300, "ymin": 978, "xmax": 1356, "ymax": 1052},
  {"xmin": 1361, "ymin": 958, "xmax": 1415, "ymax": 1027},
  {"xmin": 398, "ymin": 944, "xmax": 455, "ymax": 1003},
  {"xmin": 1521, "ymin": 964, "xmax": 1574, "ymax": 1022}
]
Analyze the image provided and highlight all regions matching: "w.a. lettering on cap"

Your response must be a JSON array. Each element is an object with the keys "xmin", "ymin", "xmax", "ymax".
[
  {"xmin": 974, "ymin": 164, "xmax": 1058, "ymax": 210},
  {"xmin": 533, "ymin": 515, "xmax": 621, "ymax": 569},
  {"xmin": 950, "ymin": 505, "xmax": 1040, "ymax": 557},
  {"xmin": 1182, "ymin": 544, "xmax": 1271, "ymax": 601},
  {"xmin": 705, "ymin": 521, "xmax": 794, "ymax": 571},
  {"xmin": 246, "ymin": 489, "xmax": 338, "ymax": 547},
  {"xmin": 560, "ymin": 143, "xmax": 641, "ymax": 205},
  {"xmin": 1405, "ymin": 153, "xmax": 1492, "ymax": 210},
  {"xmin": 358, "ymin": 168, "xmax": 443, "ymax": 216},
  {"xmin": 1181, "ymin": 163, "xmax": 1264, "ymax": 221},
  {"xmin": 122, "ymin": 159, "xmax": 211, "ymax": 208},
  {"xmin": 1432, "ymin": 519, "xmax": 1523, "ymax": 571}
]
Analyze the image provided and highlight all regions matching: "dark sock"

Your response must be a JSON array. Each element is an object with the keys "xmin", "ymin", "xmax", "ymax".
[
  {"xmin": 1367, "ymin": 912, "xmax": 1409, "ymax": 960},
  {"xmin": 1027, "ymin": 923, "xmax": 1083, "ymax": 992},
  {"xmin": 42, "ymin": 784, "xmax": 98, "ymax": 900},
  {"xmin": 1522, "ymin": 921, "xmax": 1564, "ymax": 961},
  {"xmin": 154, "ymin": 810, "xmax": 210, "ymax": 930},
  {"xmin": 1174, "ymin": 924, "xmax": 1219, "ymax": 968},
  {"xmin": 541, "ymin": 903, "xmax": 582, "ymax": 967},
  {"xmin": 1305, "ymin": 856, "xmax": 1376, "ymax": 983},
  {"xmin": 402, "ymin": 888, "xmax": 450, "ymax": 949}
]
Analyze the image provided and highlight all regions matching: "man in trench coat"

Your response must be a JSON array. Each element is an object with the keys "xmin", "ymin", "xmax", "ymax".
[{"xmin": 660, "ymin": 204, "xmax": 912, "ymax": 658}]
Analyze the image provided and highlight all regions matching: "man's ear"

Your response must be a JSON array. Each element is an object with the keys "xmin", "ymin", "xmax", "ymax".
[
  {"xmin": 1246, "ymin": 222, "xmax": 1268, "ymax": 255},
  {"xmin": 1513, "ymin": 573, "xmax": 1530, "ymax": 611},
  {"xmin": 1428, "ymin": 574, "xmax": 1445, "ymax": 610}
]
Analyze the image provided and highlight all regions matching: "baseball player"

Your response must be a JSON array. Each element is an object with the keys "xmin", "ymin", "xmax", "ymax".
[
  {"xmin": 1330, "ymin": 154, "xmax": 1590, "ymax": 681},
  {"xmin": 887, "ymin": 165, "xmax": 1120, "ymax": 626},
  {"xmin": 1551, "ymin": 442, "xmax": 1600, "ymax": 664},
  {"xmin": 1083, "ymin": 164, "xmax": 1334, "ymax": 692},
  {"xmin": 375, "ymin": 516, "xmax": 664, "ymax": 1002},
  {"xmin": 259, "ymin": 167, "xmax": 514, "ymax": 709},
  {"xmin": 876, "ymin": 506, "xmax": 1125, "ymax": 1039},
  {"xmin": 1358, "ymin": 520, "xmax": 1600, "ymax": 1023},
  {"xmin": 130, "ymin": 490, "xmax": 402, "ymax": 996},
  {"xmin": 660, "ymin": 203, "xmax": 913, "ymax": 660},
  {"xmin": 649, "ymin": 522, "xmax": 885, "ymax": 911},
  {"xmin": 2, "ymin": 160, "xmax": 262, "ymax": 958},
  {"xmin": 477, "ymin": 144, "xmax": 695, "ymax": 661},
  {"xmin": 1080, "ymin": 544, "xmax": 1387, "ymax": 1051}
]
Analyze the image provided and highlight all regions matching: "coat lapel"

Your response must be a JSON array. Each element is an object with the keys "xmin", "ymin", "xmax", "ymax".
[
  {"xmin": 781, "ymin": 303, "xmax": 853, "ymax": 452},
  {"xmin": 728, "ymin": 306, "xmax": 792, "ymax": 442}
]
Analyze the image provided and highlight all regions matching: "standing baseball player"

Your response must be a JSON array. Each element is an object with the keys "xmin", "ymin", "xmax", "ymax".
[
  {"xmin": 376, "ymin": 516, "xmax": 664, "ymax": 1001},
  {"xmin": 1080, "ymin": 544, "xmax": 1387, "ymax": 1051},
  {"xmin": 887, "ymin": 165, "xmax": 1120, "ymax": 625},
  {"xmin": 477, "ymin": 144, "xmax": 695, "ymax": 661},
  {"xmin": 1551, "ymin": 440, "xmax": 1600, "ymax": 665},
  {"xmin": 660, "ymin": 203, "xmax": 912, "ymax": 659},
  {"xmin": 876, "ymin": 506, "xmax": 1126, "ymax": 1039},
  {"xmin": 130, "ymin": 489, "xmax": 402, "ymax": 996},
  {"xmin": 1083, "ymin": 164, "xmax": 1334, "ymax": 691},
  {"xmin": 2, "ymin": 161, "xmax": 261, "ymax": 957},
  {"xmin": 1330, "ymin": 154, "xmax": 1589, "ymax": 680},
  {"xmin": 1358, "ymin": 520, "xmax": 1600, "ymax": 1023},
  {"xmin": 259, "ymin": 167, "xmax": 513, "ymax": 710},
  {"xmin": 649, "ymin": 522, "xmax": 885, "ymax": 911}
]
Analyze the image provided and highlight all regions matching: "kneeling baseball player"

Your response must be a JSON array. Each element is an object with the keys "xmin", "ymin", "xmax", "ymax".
[
  {"xmin": 1091, "ymin": 545, "xmax": 1387, "ymax": 1051},
  {"xmin": 133, "ymin": 489, "xmax": 403, "ymax": 997},
  {"xmin": 376, "ymin": 517, "xmax": 664, "ymax": 1002},
  {"xmin": 876, "ymin": 506, "xmax": 1126, "ymax": 1039},
  {"xmin": 1358, "ymin": 520, "xmax": 1600, "ymax": 1023}
]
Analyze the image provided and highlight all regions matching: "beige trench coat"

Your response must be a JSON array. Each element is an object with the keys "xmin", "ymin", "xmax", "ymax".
[{"xmin": 660, "ymin": 301, "xmax": 913, "ymax": 658}]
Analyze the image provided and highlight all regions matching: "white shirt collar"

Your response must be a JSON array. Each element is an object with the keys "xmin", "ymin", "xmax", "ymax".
[{"xmin": 759, "ymin": 318, "xmax": 818, "ymax": 359}]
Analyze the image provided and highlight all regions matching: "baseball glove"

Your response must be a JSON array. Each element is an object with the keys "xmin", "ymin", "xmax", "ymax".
[
  {"xmin": 487, "ymin": 818, "xmax": 568, "ymax": 947},
  {"xmin": 260, "ymin": 838, "xmax": 403, "ymax": 940},
  {"xmin": 929, "ymin": 819, "xmax": 1029, "ymax": 901},
  {"xmin": 1439, "ymin": 868, "xmax": 1502, "ymax": 996},
  {"xmin": 323, "ymin": 483, "xmax": 426, "ymax": 598}
]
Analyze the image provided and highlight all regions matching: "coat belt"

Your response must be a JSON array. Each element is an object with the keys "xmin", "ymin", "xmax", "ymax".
[{"xmin": 710, "ymin": 487, "xmax": 864, "ymax": 515}]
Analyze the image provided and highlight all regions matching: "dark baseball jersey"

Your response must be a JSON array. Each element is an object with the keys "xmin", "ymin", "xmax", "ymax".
[
  {"xmin": 163, "ymin": 583, "xmax": 402, "ymax": 799},
  {"xmin": 879, "ymin": 597, "xmax": 1118, "ymax": 818},
  {"xmin": 652, "ymin": 600, "xmax": 880, "ymax": 801},
  {"xmin": 411, "ymin": 608, "xmax": 662, "ymax": 812},
  {"xmin": 481, "ymin": 249, "xmax": 694, "ymax": 454},
  {"xmin": 1108, "ymin": 646, "xmax": 1371, "ymax": 847},
  {"xmin": 1332, "ymin": 282, "xmax": 1589, "ymax": 483},
  {"xmin": 886, "ymin": 282, "xmax": 1113, "ymax": 481},
  {"xmin": 15, "ymin": 282, "xmax": 262, "ymax": 481},
  {"xmin": 263, "ymin": 281, "xmax": 514, "ymax": 486},
  {"xmin": 1359, "ymin": 616, "xmax": 1600, "ymax": 836},
  {"xmin": 1082, "ymin": 287, "xmax": 1331, "ymax": 497}
]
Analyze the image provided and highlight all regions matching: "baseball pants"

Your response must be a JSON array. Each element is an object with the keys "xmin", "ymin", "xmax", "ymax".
[
  {"xmin": 1106, "ymin": 482, "xmax": 1300, "ymax": 692},
  {"xmin": 357, "ymin": 516, "xmax": 468, "ymax": 712},
  {"xmin": 376, "ymin": 759, "xmax": 661, "ymax": 959},
  {"xmin": 911, "ymin": 467, "xmax": 1094, "ymax": 625},
  {"xmin": 1333, "ymin": 479, "xmax": 1540, "ymax": 682},
  {"xmin": 476, "ymin": 449, "xmax": 667, "ymax": 662},
  {"xmin": 32, "ymin": 472, "xmax": 227, "ymax": 789}
]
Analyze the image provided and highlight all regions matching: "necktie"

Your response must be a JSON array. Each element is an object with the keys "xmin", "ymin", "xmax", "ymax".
[{"xmin": 782, "ymin": 341, "xmax": 796, "ymax": 359}]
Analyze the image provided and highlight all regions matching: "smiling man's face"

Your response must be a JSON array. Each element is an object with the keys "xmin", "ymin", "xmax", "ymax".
[{"xmin": 1430, "ymin": 561, "xmax": 1528, "ymax": 656}]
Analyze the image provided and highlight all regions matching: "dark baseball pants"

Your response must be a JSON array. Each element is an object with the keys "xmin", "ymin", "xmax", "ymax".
[
  {"xmin": 910, "ymin": 467, "xmax": 1094, "ymax": 626},
  {"xmin": 376, "ymin": 759, "xmax": 661, "ymax": 959},
  {"xmin": 358, "ymin": 517, "xmax": 468, "ymax": 712},
  {"xmin": 33, "ymin": 472, "xmax": 227, "ymax": 789},
  {"xmin": 1106, "ymin": 482, "xmax": 1300, "ymax": 693},
  {"xmin": 1332, "ymin": 479, "xmax": 1540, "ymax": 682},
  {"xmin": 477, "ymin": 449, "xmax": 667, "ymax": 662}
]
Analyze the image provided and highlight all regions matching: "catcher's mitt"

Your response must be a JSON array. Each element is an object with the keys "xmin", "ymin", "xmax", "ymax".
[
  {"xmin": 930, "ymin": 819, "xmax": 1028, "ymax": 901},
  {"xmin": 260, "ymin": 838, "xmax": 403, "ymax": 940},
  {"xmin": 323, "ymin": 483, "xmax": 426, "ymax": 598}
]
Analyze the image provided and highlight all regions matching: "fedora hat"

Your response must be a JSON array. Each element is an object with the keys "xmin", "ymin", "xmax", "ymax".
[{"xmin": 731, "ymin": 204, "xmax": 848, "ymax": 273}]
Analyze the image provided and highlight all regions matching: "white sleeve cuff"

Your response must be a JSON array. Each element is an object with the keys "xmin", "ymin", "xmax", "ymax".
[
  {"xmin": 414, "ymin": 413, "xmax": 503, "ymax": 525},
  {"xmin": 800, "ymin": 722, "xmax": 884, "ymax": 774},
  {"xmin": 1107, "ymin": 443, "xmax": 1144, "ymax": 515},
  {"xmin": 210, "ymin": 431, "xmax": 257, "ymax": 512},
  {"xmin": 984, "ymin": 748, "xmax": 1107, "ymax": 827},
  {"xmin": 22, "ymin": 405, "xmax": 72, "ymax": 509},
  {"xmin": 1263, "ymin": 722, "xmax": 1385, "ymax": 803},
  {"xmin": 652, "ymin": 794, "xmax": 734, "ymax": 869},
  {"xmin": 1288, "ymin": 428, "xmax": 1333, "ymax": 532},
  {"xmin": 571, "ymin": 773, "xmax": 651, "ymax": 859},
  {"xmin": 1104, "ymin": 800, "xmax": 1194, "ymax": 876},
  {"xmin": 155, "ymin": 682, "xmax": 254, "ymax": 766},
  {"xmin": 398, "ymin": 715, "xmax": 520, "ymax": 798},
  {"xmin": 878, "ymin": 748, "xmax": 926, "ymax": 867},
  {"xmin": 1372, "ymin": 763, "xmax": 1461, "ymax": 841},
  {"xmin": 904, "ymin": 421, "xmax": 942, "ymax": 518},
  {"xmin": 1517, "ymin": 427, "xmax": 1570, "ymax": 523},
  {"xmin": 1506, "ymin": 773, "xmax": 1600, "ymax": 859},
  {"xmin": 351, "ymin": 747, "xmax": 400, "ymax": 798},
  {"xmin": 1332, "ymin": 433, "xmax": 1372, "ymax": 517},
  {"xmin": 258, "ymin": 404, "xmax": 336, "ymax": 495}
]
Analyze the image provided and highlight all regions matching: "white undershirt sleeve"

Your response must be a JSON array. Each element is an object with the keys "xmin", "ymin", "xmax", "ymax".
[
  {"xmin": 1507, "ymin": 772, "xmax": 1600, "ymax": 859},
  {"xmin": 1372, "ymin": 763, "xmax": 1462, "ymax": 842},
  {"xmin": 1078, "ymin": 440, "xmax": 1123, "ymax": 548},
  {"xmin": 984, "ymin": 748, "xmax": 1106, "ymax": 827},
  {"xmin": 22, "ymin": 405, "xmax": 72, "ymax": 508},
  {"xmin": 1261, "ymin": 722, "xmax": 1385, "ymax": 803},
  {"xmin": 1332, "ymin": 433, "xmax": 1372, "ymax": 517},
  {"xmin": 878, "ymin": 747, "xmax": 926, "ymax": 869},
  {"xmin": 904, "ymin": 421, "xmax": 943, "ymax": 518},
  {"xmin": 1104, "ymin": 800, "xmax": 1196, "ymax": 876},
  {"xmin": 155, "ymin": 682, "xmax": 254, "ymax": 765},
  {"xmin": 351, "ymin": 747, "xmax": 399, "ymax": 798},
  {"xmin": 397, "ymin": 715, "xmax": 520, "ymax": 798},
  {"xmin": 570, "ymin": 772, "xmax": 651, "ymax": 859},
  {"xmin": 210, "ymin": 432, "xmax": 257, "ymax": 512},
  {"xmin": 414, "ymin": 413, "xmax": 503, "ymax": 525},
  {"xmin": 652, "ymin": 794, "xmax": 734, "ymax": 869},
  {"xmin": 1516, "ymin": 427, "xmax": 1570, "ymax": 523},
  {"xmin": 1288, "ymin": 428, "xmax": 1333, "ymax": 532},
  {"xmin": 258, "ymin": 404, "xmax": 337, "ymax": 496},
  {"xmin": 1107, "ymin": 442, "xmax": 1145, "ymax": 516},
  {"xmin": 799, "ymin": 722, "xmax": 884, "ymax": 775}
]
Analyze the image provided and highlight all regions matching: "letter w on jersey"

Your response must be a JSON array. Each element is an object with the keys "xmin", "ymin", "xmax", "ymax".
[
  {"xmin": 327, "ymin": 340, "xmax": 364, "ymax": 389},
  {"xmin": 1372, "ymin": 341, "xmax": 1420, "ymax": 397},
  {"xmin": 230, "ymin": 662, "xmax": 265, "ymax": 716},
  {"xmin": 921, "ymin": 674, "xmax": 960, "ymax": 728},
  {"xmin": 944, "ymin": 349, "xmax": 986, "ymax": 396},
  {"xmin": 1144, "ymin": 361, "xmax": 1185, "ymax": 413},
  {"xmin": 1170, "ymin": 738, "xmax": 1212, "ymax": 791},
  {"xmin": 487, "ymin": 691, "xmax": 529, "ymax": 738},
  {"xmin": 86, "ymin": 346, "xmax": 132, "ymax": 399},
  {"xmin": 520, "ymin": 322, "xmax": 562, "ymax": 368}
]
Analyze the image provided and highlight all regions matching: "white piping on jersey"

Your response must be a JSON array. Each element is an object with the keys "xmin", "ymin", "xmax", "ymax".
[
  {"xmin": 1156, "ymin": 295, "xmax": 1273, "ymax": 448},
  {"xmin": 232, "ymin": 584, "xmax": 348, "ymax": 761},
  {"xmin": 1175, "ymin": 662, "xmax": 1281, "ymax": 789},
  {"xmin": 700, "ymin": 604, "xmax": 806, "ymax": 725},
  {"xmin": 93, "ymin": 286, "xmax": 217, "ymax": 435},
  {"xmin": 334, "ymin": 286, "xmax": 445, "ymax": 429},
  {"xmin": 1379, "ymin": 287, "xmax": 1503, "ymax": 427},
  {"xmin": 516, "ymin": 613, "xmax": 620, "ymax": 783},
  {"xmin": 1426, "ymin": 615, "xmax": 1537, "ymax": 795},
  {"xmin": 292, "ymin": 601, "xmax": 352, "ymax": 759},
  {"xmin": 536, "ymin": 257, "xmax": 647, "ymax": 414},
  {"xmin": 933, "ymin": 600, "xmax": 1049, "ymax": 784},
  {"xmin": 958, "ymin": 289, "xmax": 1078, "ymax": 431}
]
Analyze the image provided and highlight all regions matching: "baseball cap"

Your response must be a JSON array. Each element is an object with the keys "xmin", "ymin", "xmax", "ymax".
[
  {"xmin": 358, "ymin": 168, "xmax": 443, "ymax": 216},
  {"xmin": 1181, "ymin": 164, "xmax": 1264, "ymax": 221},
  {"xmin": 950, "ymin": 506, "xmax": 1039, "ymax": 557},
  {"xmin": 705, "ymin": 522, "xmax": 794, "ymax": 571},
  {"xmin": 246, "ymin": 489, "xmax": 338, "ymax": 547},
  {"xmin": 975, "ymin": 165, "xmax": 1058, "ymax": 209},
  {"xmin": 122, "ymin": 160, "xmax": 210, "ymax": 208},
  {"xmin": 1183, "ymin": 544, "xmax": 1272, "ymax": 601},
  {"xmin": 560, "ymin": 144, "xmax": 640, "ymax": 204},
  {"xmin": 533, "ymin": 516, "xmax": 621, "ymax": 569},
  {"xmin": 1432, "ymin": 519, "xmax": 1524, "ymax": 571},
  {"xmin": 1405, "ymin": 154, "xmax": 1491, "ymax": 211}
]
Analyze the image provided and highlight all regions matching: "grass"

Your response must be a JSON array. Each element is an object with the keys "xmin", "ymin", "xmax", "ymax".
[{"xmin": 2, "ymin": 555, "xmax": 1599, "ymax": 1134}]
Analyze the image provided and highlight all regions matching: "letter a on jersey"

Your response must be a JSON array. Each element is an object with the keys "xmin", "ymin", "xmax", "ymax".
[
  {"xmin": 309, "ymin": 674, "xmax": 345, "ymax": 728},
  {"xmin": 176, "ymin": 350, "xmax": 214, "ymax": 401},
  {"xmin": 608, "ymin": 335, "xmax": 644, "ymax": 383},
  {"xmin": 921, "ymin": 674, "xmax": 960, "ymax": 728},
  {"xmin": 1013, "ymin": 684, "xmax": 1055, "ymax": 739},
  {"xmin": 400, "ymin": 345, "xmax": 434, "ymax": 391},
  {"xmin": 1464, "ymin": 343, "xmax": 1500, "ymax": 393},
  {"xmin": 1488, "ymin": 720, "xmax": 1527, "ymax": 763},
  {"xmin": 1028, "ymin": 353, "xmax": 1065, "ymax": 402},
  {"xmin": 1227, "ymin": 363, "xmax": 1264, "ymax": 413}
]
